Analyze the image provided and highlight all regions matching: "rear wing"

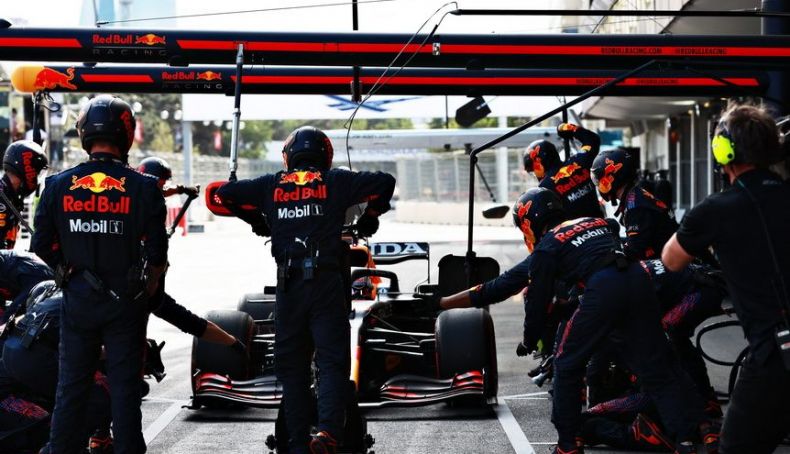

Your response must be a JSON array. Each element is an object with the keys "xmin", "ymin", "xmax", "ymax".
[{"xmin": 371, "ymin": 242, "xmax": 429, "ymax": 265}]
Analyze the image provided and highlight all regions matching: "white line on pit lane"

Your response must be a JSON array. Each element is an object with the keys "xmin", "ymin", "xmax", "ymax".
[
  {"xmin": 501, "ymin": 391, "xmax": 550, "ymax": 400},
  {"xmin": 143, "ymin": 400, "xmax": 188, "ymax": 444},
  {"xmin": 495, "ymin": 400, "xmax": 536, "ymax": 454}
]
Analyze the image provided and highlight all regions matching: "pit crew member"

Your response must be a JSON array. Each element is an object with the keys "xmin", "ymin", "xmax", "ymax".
[
  {"xmin": 522, "ymin": 123, "xmax": 604, "ymax": 219},
  {"xmin": 434, "ymin": 188, "xmax": 705, "ymax": 454},
  {"xmin": 591, "ymin": 148, "xmax": 677, "ymax": 260},
  {"xmin": 0, "ymin": 250, "xmax": 54, "ymax": 324},
  {"xmin": 216, "ymin": 126, "xmax": 395, "ymax": 454},
  {"xmin": 31, "ymin": 94, "xmax": 168, "ymax": 454},
  {"xmin": 0, "ymin": 141, "xmax": 48, "ymax": 249}
]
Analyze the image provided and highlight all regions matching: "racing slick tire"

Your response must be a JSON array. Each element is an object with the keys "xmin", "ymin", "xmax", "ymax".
[
  {"xmin": 436, "ymin": 308, "xmax": 498, "ymax": 403},
  {"xmin": 191, "ymin": 310, "xmax": 255, "ymax": 408},
  {"xmin": 237, "ymin": 292, "xmax": 276, "ymax": 322}
]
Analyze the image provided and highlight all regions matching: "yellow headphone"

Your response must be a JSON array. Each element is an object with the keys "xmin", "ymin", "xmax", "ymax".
[{"xmin": 711, "ymin": 121, "xmax": 736, "ymax": 166}]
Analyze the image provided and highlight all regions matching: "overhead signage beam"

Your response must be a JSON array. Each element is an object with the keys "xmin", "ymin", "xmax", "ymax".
[
  {"xmin": 1, "ymin": 26, "xmax": 790, "ymax": 69},
  {"xmin": 10, "ymin": 65, "xmax": 769, "ymax": 97}
]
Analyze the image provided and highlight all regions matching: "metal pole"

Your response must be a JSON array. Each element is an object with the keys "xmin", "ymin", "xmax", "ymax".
[
  {"xmin": 562, "ymin": 103, "xmax": 570, "ymax": 162},
  {"xmin": 351, "ymin": 0, "xmax": 361, "ymax": 103},
  {"xmin": 496, "ymin": 115, "xmax": 509, "ymax": 204},
  {"xmin": 32, "ymin": 92, "xmax": 42, "ymax": 145},
  {"xmin": 690, "ymin": 108, "xmax": 696, "ymax": 206},
  {"xmin": 229, "ymin": 43, "xmax": 244, "ymax": 182},
  {"xmin": 182, "ymin": 120, "xmax": 194, "ymax": 219}
]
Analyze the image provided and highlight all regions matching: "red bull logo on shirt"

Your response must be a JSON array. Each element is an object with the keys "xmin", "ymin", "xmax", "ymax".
[
  {"xmin": 69, "ymin": 173, "xmax": 126, "ymax": 193},
  {"xmin": 279, "ymin": 171, "xmax": 323, "ymax": 186}
]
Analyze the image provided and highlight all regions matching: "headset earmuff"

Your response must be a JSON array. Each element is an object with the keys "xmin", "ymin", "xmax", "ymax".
[{"xmin": 712, "ymin": 122, "xmax": 736, "ymax": 166}]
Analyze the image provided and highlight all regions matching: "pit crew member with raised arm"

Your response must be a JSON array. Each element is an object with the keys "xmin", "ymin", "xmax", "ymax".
[{"xmin": 522, "ymin": 123, "xmax": 604, "ymax": 219}]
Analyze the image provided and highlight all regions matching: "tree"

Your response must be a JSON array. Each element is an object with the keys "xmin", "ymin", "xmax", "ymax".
[
  {"xmin": 428, "ymin": 116, "xmax": 498, "ymax": 129},
  {"xmin": 150, "ymin": 121, "xmax": 174, "ymax": 153}
]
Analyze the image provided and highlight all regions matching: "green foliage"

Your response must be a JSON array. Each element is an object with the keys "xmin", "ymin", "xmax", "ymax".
[
  {"xmin": 428, "ymin": 116, "xmax": 499, "ymax": 129},
  {"xmin": 150, "ymin": 121, "xmax": 174, "ymax": 153},
  {"xmin": 269, "ymin": 118, "xmax": 413, "ymax": 140}
]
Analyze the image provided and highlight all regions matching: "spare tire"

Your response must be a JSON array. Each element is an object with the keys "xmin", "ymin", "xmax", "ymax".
[
  {"xmin": 237, "ymin": 292, "xmax": 276, "ymax": 321},
  {"xmin": 192, "ymin": 310, "xmax": 254, "ymax": 380},
  {"xmin": 436, "ymin": 308, "xmax": 498, "ymax": 399}
]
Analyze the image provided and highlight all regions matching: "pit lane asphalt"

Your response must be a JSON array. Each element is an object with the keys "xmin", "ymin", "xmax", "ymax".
[{"xmin": 137, "ymin": 217, "xmax": 790, "ymax": 454}]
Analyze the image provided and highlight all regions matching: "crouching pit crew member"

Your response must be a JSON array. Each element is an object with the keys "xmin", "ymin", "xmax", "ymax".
[
  {"xmin": 31, "ymin": 94, "xmax": 168, "ymax": 454},
  {"xmin": 0, "ymin": 140, "xmax": 48, "ymax": 249},
  {"xmin": 662, "ymin": 103, "xmax": 790, "ymax": 454},
  {"xmin": 432, "ymin": 188, "xmax": 705, "ymax": 454},
  {"xmin": 0, "ymin": 250, "xmax": 54, "ymax": 324},
  {"xmin": 216, "ymin": 126, "xmax": 395, "ymax": 454}
]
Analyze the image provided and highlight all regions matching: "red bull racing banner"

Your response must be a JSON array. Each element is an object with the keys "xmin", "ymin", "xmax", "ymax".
[
  {"xmin": 10, "ymin": 65, "xmax": 769, "ymax": 97},
  {"xmin": 1, "ymin": 26, "xmax": 790, "ymax": 69}
]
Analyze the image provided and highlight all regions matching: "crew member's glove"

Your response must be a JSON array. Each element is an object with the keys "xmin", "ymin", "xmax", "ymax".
[
  {"xmin": 251, "ymin": 222, "xmax": 271, "ymax": 237},
  {"xmin": 230, "ymin": 338, "xmax": 247, "ymax": 355},
  {"xmin": 176, "ymin": 185, "xmax": 200, "ymax": 198},
  {"xmin": 410, "ymin": 293, "xmax": 443, "ymax": 315},
  {"xmin": 557, "ymin": 122, "xmax": 579, "ymax": 139},
  {"xmin": 516, "ymin": 339, "xmax": 537, "ymax": 357},
  {"xmin": 355, "ymin": 214, "xmax": 380, "ymax": 237}
]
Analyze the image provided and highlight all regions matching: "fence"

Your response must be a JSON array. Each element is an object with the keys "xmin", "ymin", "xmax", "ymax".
[{"xmin": 395, "ymin": 149, "xmax": 537, "ymax": 204}]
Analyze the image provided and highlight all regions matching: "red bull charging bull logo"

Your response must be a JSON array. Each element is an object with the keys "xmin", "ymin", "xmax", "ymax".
[
  {"xmin": 135, "ymin": 34, "xmax": 167, "ymax": 46},
  {"xmin": 197, "ymin": 71, "xmax": 223, "ymax": 81},
  {"xmin": 515, "ymin": 200, "xmax": 537, "ymax": 252},
  {"xmin": 279, "ymin": 171, "xmax": 323, "ymax": 186},
  {"xmin": 33, "ymin": 67, "xmax": 77, "ymax": 91},
  {"xmin": 528, "ymin": 146, "xmax": 545, "ymax": 179},
  {"xmin": 551, "ymin": 162, "xmax": 583, "ymax": 184},
  {"xmin": 69, "ymin": 173, "xmax": 126, "ymax": 193},
  {"xmin": 598, "ymin": 158, "xmax": 623, "ymax": 194}
]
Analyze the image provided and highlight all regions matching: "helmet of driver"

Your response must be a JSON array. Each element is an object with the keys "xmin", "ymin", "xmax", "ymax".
[
  {"xmin": 590, "ymin": 148, "xmax": 637, "ymax": 202},
  {"xmin": 76, "ymin": 94, "xmax": 136, "ymax": 158},
  {"xmin": 282, "ymin": 126, "xmax": 334, "ymax": 171},
  {"xmin": 2, "ymin": 140, "xmax": 48, "ymax": 197},
  {"xmin": 523, "ymin": 140, "xmax": 561, "ymax": 181},
  {"xmin": 512, "ymin": 187, "xmax": 567, "ymax": 253},
  {"xmin": 137, "ymin": 157, "xmax": 172, "ymax": 185}
]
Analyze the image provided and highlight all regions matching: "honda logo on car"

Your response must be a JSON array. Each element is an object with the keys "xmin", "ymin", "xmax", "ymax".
[
  {"xmin": 372, "ymin": 242, "xmax": 429, "ymax": 256},
  {"xmin": 278, "ymin": 204, "xmax": 323, "ymax": 219},
  {"xmin": 69, "ymin": 218, "xmax": 124, "ymax": 235}
]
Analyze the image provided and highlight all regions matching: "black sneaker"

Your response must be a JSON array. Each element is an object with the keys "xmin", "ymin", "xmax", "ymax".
[
  {"xmin": 630, "ymin": 413, "xmax": 673, "ymax": 450},
  {"xmin": 700, "ymin": 421, "xmax": 720, "ymax": 454},
  {"xmin": 89, "ymin": 436, "xmax": 114, "ymax": 454},
  {"xmin": 551, "ymin": 443, "xmax": 584, "ymax": 454},
  {"xmin": 674, "ymin": 440, "xmax": 697, "ymax": 454},
  {"xmin": 309, "ymin": 431, "xmax": 337, "ymax": 454}
]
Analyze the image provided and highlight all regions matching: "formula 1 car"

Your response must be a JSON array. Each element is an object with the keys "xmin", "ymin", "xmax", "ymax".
[{"xmin": 189, "ymin": 231, "xmax": 499, "ymax": 453}]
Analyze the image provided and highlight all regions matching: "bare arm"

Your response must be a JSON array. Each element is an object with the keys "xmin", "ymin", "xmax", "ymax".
[{"xmin": 661, "ymin": 233, "xmax": 695, "ymax": 272}]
